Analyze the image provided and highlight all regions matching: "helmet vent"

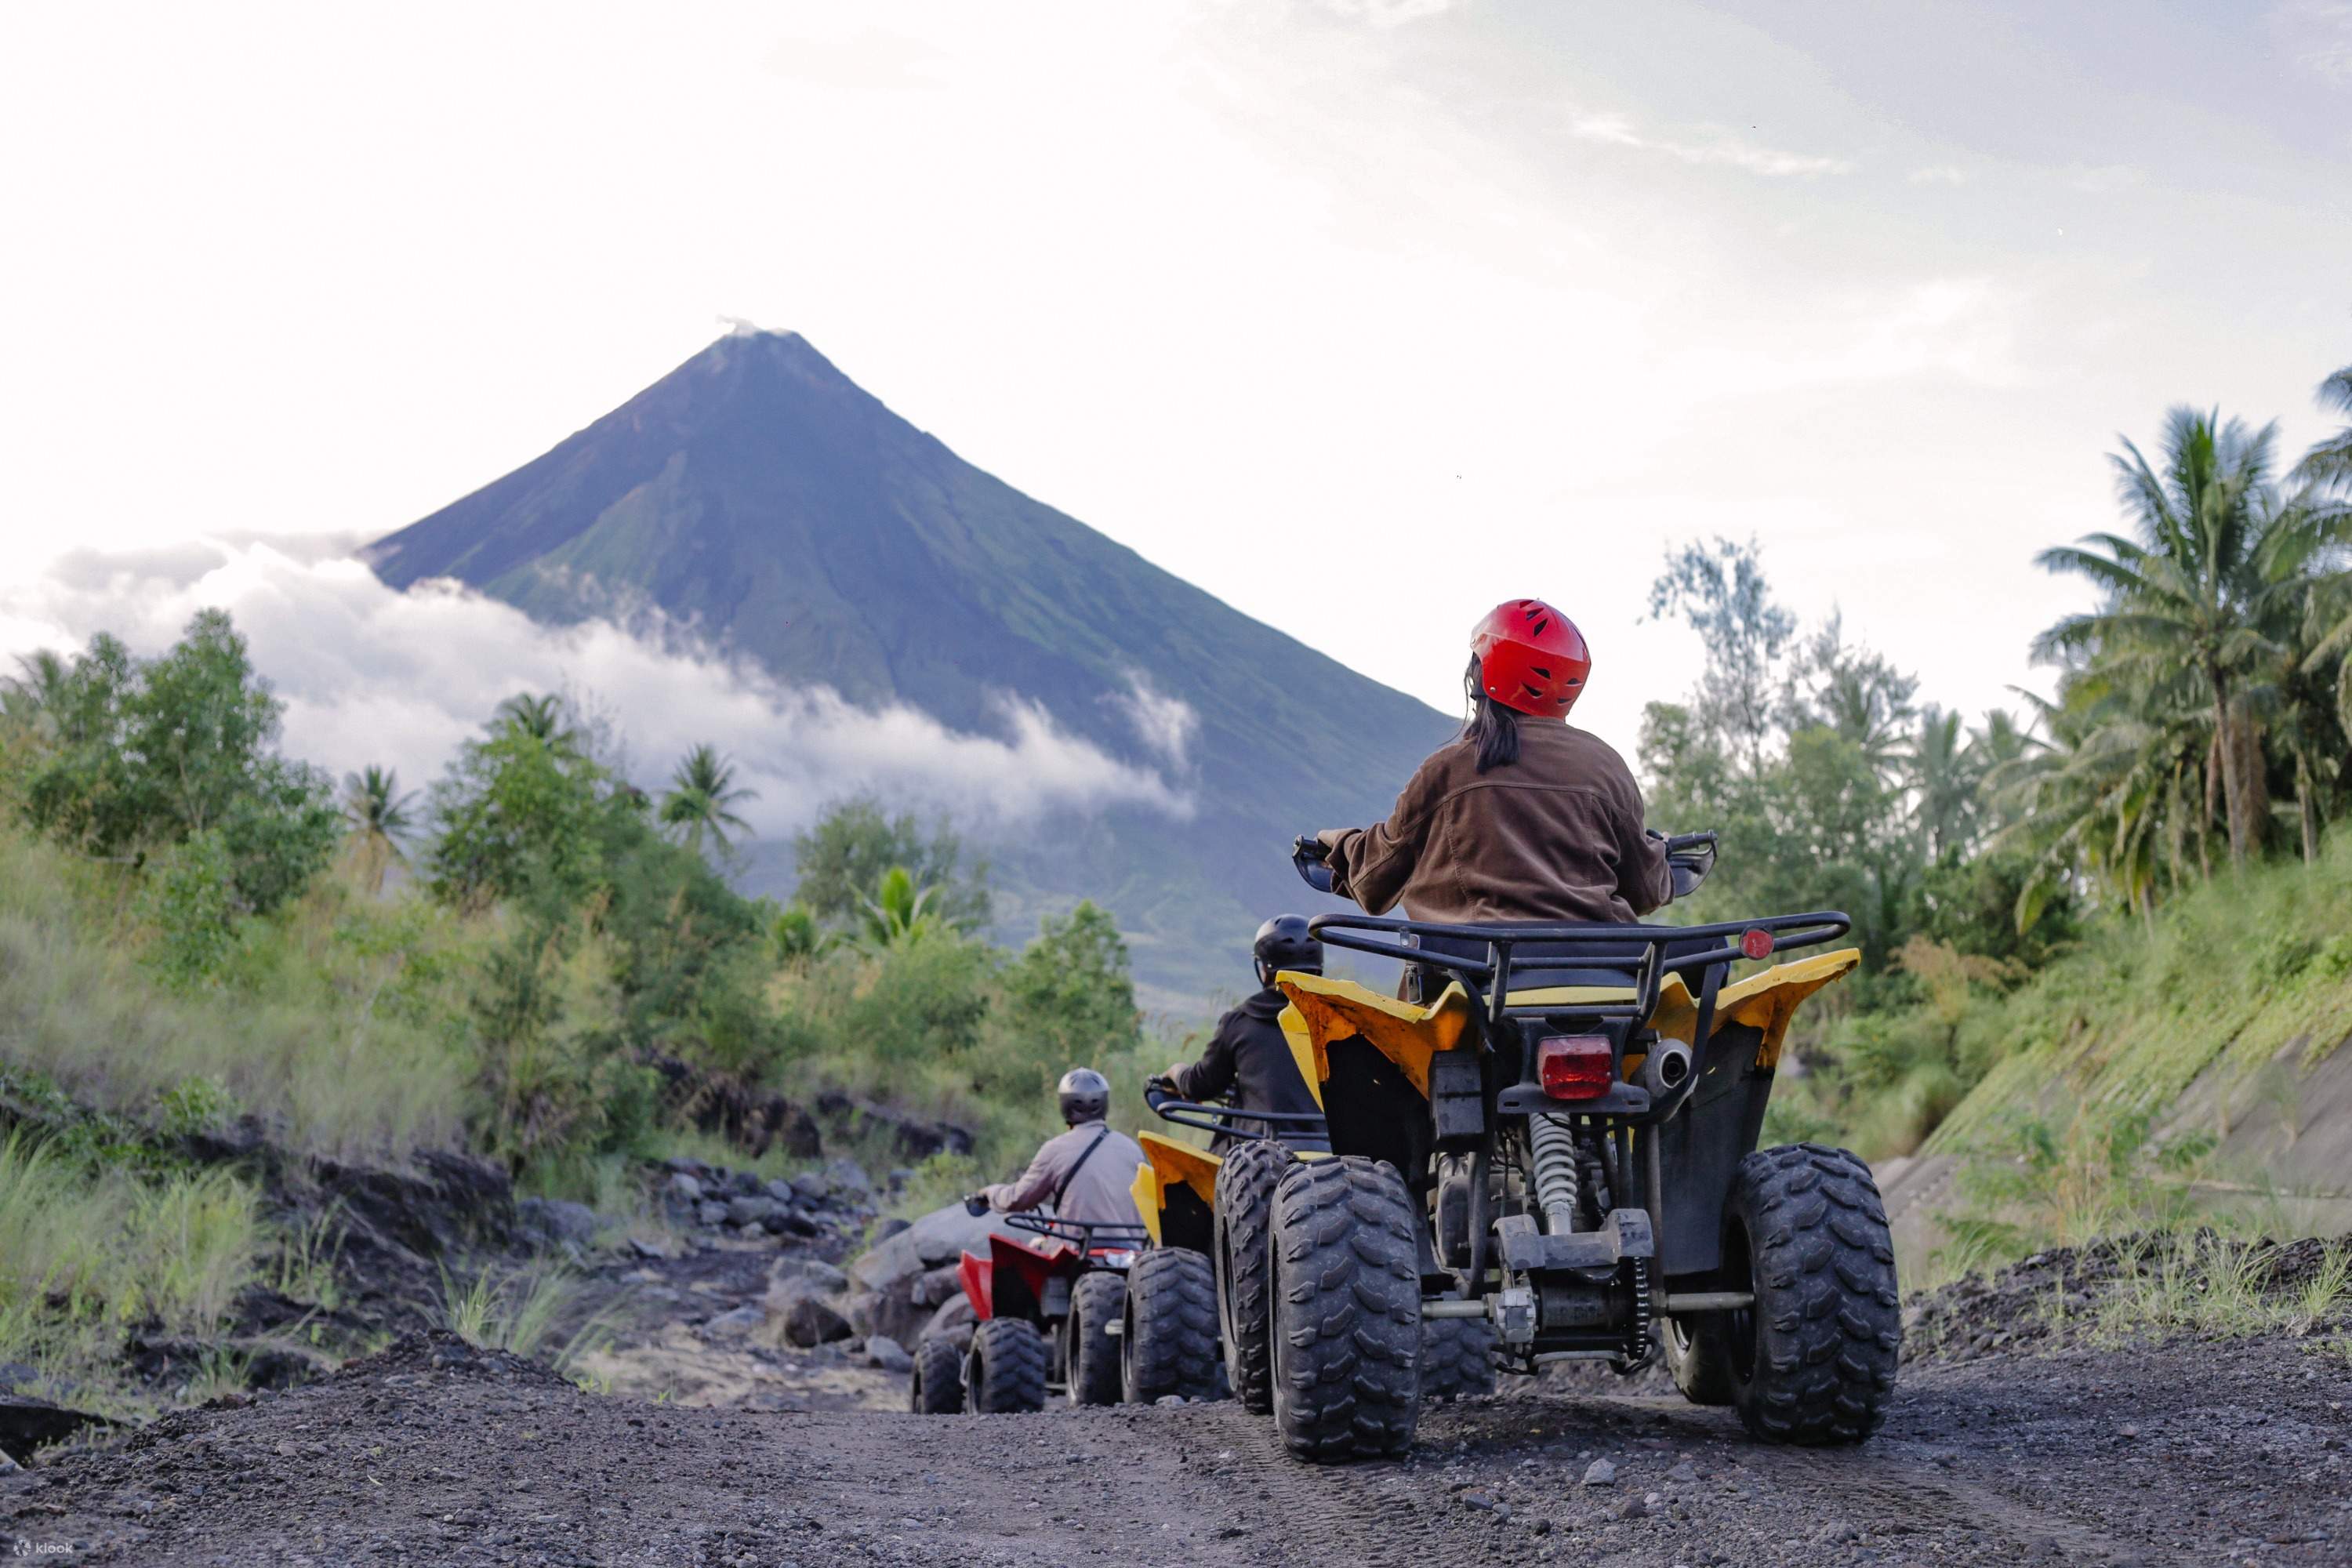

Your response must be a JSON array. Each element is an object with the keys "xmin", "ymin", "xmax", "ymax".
[
  {"xmin": 1530, "ymin": 615, "xmax": 1550, "ymax": 636},
  {"xmin": 1531, "ymin": 665, "xmax": 1551, "ymax": 678}
]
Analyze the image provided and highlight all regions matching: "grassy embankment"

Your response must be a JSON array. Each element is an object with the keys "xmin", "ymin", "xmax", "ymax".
[{"xmin": 1773, "ymin": 837, "xmax": 2352, "ymax": 1287}]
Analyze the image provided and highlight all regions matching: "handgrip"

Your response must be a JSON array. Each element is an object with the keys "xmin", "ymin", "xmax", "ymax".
[{"xmin": 1291, "ymin": 834, "xmax": 1334, "ymax": 894}]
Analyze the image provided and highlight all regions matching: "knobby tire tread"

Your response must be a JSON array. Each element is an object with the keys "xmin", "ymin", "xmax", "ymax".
[{"xmin": 1269, "ymin": 1156, "xmax": 1421, "ymax": 1462}]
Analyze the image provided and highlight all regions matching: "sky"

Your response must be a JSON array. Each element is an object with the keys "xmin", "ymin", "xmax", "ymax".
[{"xmin": 2, "ymin": 0, "xmax": 2349, "ymax": 818}]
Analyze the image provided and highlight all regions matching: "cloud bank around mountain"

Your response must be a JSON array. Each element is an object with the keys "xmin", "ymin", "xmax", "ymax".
[{"xmin": 0, "ymin": 538, "xmax": 1196, "ymax": 836}]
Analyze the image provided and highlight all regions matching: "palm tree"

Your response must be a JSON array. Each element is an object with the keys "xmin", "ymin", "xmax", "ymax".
[
  {"xmin": 495, "ymin": 692, "xmax": 581, "ymax": 753},
  {"xmin": 857, "ymin": 865, "xmax": 942, "ymax": 950},
  {"xmin": 1, "ymin": 649, "xmax": 74, "ymax": 740},
  {"xmin": 2034, "ymin": 408, "xmax": 2327, "ymax": 866},
  {"xmin": 341, "ymin": 764, "xmax": 419, "ymax": 892},
  {"xmin": 2293, "ymin": 362, "xmax": 2352, "ymax": 497},
  {"xmin": 657, "ymin": 743, "xmax": 757, "ymax": 858},
  {"xmin": 1907, "ymin": 706, "xmax": 1980, "ymax": 859}
]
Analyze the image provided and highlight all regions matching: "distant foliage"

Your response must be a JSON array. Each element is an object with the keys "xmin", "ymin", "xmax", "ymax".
[
  {"xmin": 7, "ymin": 610, "xmax": 339, "ymax": 916},
  {"xmin": 790, "ymin": 795, "xmax": 991, "ymax": 933}
]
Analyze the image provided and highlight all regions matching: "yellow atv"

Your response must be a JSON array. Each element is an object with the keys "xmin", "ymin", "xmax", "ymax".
[
  {"xmin": 1140, "ymin": 1083, "xmax": 1497, "ymax": 1415},
  {"xmin": 1265, "ymin": 831, "xmax": 1898, "ymax": 1461}
]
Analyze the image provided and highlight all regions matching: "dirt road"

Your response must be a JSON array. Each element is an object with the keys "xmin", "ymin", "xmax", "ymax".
[{"xmin": 5, "ymin": 1322, "xmax": 2344, "ymax": 1568}]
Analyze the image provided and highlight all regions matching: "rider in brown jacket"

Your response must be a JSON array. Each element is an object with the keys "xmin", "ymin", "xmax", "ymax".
[{"xmin": 1315, "ymin": 597, "xmax": 1671, "ymax": 926}]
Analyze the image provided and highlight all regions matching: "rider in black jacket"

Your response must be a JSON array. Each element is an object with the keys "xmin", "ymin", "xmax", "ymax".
[{"xmin": 1159, "ymin": 916, "xmax": 1326, "ymax": 1151}]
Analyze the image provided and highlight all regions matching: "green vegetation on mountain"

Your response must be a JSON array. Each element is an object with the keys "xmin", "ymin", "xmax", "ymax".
[{"xmin": 366, "ymin": 329, "xmax": 1455, "ymax": 1003}]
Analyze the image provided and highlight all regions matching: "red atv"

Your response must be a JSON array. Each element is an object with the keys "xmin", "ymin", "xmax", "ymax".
[{"xmin": 910, "ymin": 1210, "xmax": 1153, "ymax": 1414}]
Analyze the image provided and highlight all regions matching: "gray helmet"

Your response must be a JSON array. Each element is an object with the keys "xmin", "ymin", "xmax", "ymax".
[
  {"xmin": 1057, "ymin": 1067, "xmax": 1111, "ymax": 1127},
  {"xmin": 1254, "ymin": 914, "xmax": 1323, "ymax": 989}
]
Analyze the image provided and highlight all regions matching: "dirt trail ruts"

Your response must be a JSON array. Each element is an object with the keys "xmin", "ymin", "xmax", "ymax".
[{"xmin": 3, "ymin": 1330, "xmax": 2345, "ymax": 1567}]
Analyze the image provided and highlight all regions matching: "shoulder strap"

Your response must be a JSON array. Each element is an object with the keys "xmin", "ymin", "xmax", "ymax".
[{"xmin": 1051, "ymin": 1125, "xmax": 1112, "ymax": 1209}]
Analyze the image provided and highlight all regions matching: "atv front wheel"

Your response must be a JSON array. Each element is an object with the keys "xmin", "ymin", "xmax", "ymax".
[
  {"xmin": 911, "ymin": 1331, "xmax": 966, "ymax": 1414},
  {"xmin": 1661, "ymin": 1312, "xmax": 1736, "ymax": 1406},
  {"xmin": 1418, "ymin": 1312, "xmax": 1496, "ymax": 1403},
  {"xmin": 1722, "ymin": 1143, "xmax": 1900, "ymax": 1445},
  {"xmin": 1214, "ymin": 1138, "xmax": 1296, "ymax": 1413},
  {"xmin": 967, "ymin": 1317, "xmax": 1048, "ymax": 1414},
  {"xmin": 1269, "ymin": 1156, "xmax": 1421, "ymax": 1461},
  {"xmin": 1122, "ymin": 1248, "xmax": 1221, "ymax": 1403},
  {"xmin": 1068, "ymin": 1271, "xmax": 1127, "ymax": 1406}
]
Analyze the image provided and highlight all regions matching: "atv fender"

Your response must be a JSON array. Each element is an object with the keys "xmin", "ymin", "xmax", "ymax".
[
  {"xmin": 1132, "ymin": 1132, "xmax": 1220, "ymax": 1254},
  {"xmin": 1274, "ymin": 971, "xmax": 1476, "ymax": 1102},
  {"xmin": 1641, "ymin": 949, "xmax": 1860, "ymax": 1070}
]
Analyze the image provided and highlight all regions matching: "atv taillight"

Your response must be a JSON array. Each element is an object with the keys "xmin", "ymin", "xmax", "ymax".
[{"xmin": 1535, "ymin": 1036, "xmax": 1614, "ymax": 1100}]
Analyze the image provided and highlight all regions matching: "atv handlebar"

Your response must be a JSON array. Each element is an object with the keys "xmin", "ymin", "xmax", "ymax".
[{"xmin": 1290, "ymin": 835, "xmax": 1334, "ymax": 894}]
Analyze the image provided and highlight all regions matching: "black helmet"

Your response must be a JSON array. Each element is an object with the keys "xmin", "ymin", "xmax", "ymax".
[
  {"xmin": 1253, "ymin": 914, "xmax": 1323, "ymax": 989},
  {"xmin": 1057, "ymin": 1067, "xmax": 1111, "ymax": 1127}
]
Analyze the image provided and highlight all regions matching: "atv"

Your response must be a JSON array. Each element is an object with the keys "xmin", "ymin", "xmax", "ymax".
[
  {"xmin": 909, "ymin": 1209, "xmax": 1151, "ymax": 1416},
  {"xmin": 1145, "ymin": 1080, "xmax": 1497, "ymax": 1415},
  {"xmin": 1247, "ymin": 831, "xmax": 1898, "ymax": 1461}
]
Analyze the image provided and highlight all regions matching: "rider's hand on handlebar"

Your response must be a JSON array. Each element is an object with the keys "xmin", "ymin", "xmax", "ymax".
[{"xmin": 963, "ymin": 1193, "xmax": 989, "ymax": 1218}]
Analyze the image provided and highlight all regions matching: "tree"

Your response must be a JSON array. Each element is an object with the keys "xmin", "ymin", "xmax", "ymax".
[
  {"xmin": 790, "ymin": 796, "xmax": 991, "ymax": 931},
  {"xmin": 2034, "ymin": 408, "xmax": 2327, "ymax": 865},
  {"xmin": 998, "ymin": 901, "xmax": 1142, "ymax": 1084},
  {"xmin": 2293, "ymin": 361, "xmax": 2352, "ymax": 497},
  {"xmin": 1907, "ymin": 707, "xmax": 1979, "ymax": 860},
  {"xmin": 15, "ymin": 610, "xmax": 338, "ymax": 914},
  {"xmin": 657, "ymin": 743, "xmax": 757, "ymax": 859},
  {"xmin": 423, "ymin": 722, "xmax": 607, "ymax": 913},
  {"xmin": 0, "ymin": 650, "xmax": 74, "ymax": 741},
  {"xmin": 495, "ymin": 692, "xmax": 582, "ymax": 754},
  {"xmin": 855, "ymin": 865, "xmax": 945, "ymax": 951},
  {"xmin": 342, "ymin": 764, "xmax": 419, "ymax": 893},
  {"xmin": 1648, "ymin": 536, "xmax": 1798, "ymax": 776}
]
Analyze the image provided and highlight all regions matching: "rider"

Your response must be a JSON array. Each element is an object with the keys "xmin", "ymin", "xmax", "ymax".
[
  {"xmin": 969, "ymin": 1068, "xmax": 1147, "ymax": 1229},
  {"xmin": 1312, "ymin": 597, "xmax": 1671, "ymax": 926},
  {"xmin": 1156, "ymin": 915, "xmax": 1327, "ymax": 1151}
]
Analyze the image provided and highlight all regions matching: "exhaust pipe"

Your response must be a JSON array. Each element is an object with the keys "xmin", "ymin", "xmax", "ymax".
[{"xmin": 1635, "ymin": 1040, "xmax": 1693, "ymax": 1099}]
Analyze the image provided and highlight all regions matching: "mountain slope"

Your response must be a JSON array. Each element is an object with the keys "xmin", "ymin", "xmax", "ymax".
[{"xmin": 368, "ymin": 330, "xmax": 1454, "ymax": 1005}]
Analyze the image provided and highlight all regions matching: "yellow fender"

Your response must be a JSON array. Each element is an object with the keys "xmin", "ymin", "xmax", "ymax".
[
  {"xmin": 1644, "ymin": 948, "xmax": 1860, "ymax": 1069},
  {"xmin": 1277, "ymin": 949, "xmax": 1864, "ymax": 1097},
  {"xmin": 1131, "ymin": 1131, "xmax": 1221, "ymax": 1247}
]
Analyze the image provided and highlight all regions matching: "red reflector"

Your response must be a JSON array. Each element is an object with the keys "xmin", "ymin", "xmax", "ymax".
[
  {"xmin": 1740, "ymin": 927, "xmax": 1774, "ymax": 961},
  {"xmin": 1536, "ymin": 1036, "xmax": 1614, "ymax": 1100}
]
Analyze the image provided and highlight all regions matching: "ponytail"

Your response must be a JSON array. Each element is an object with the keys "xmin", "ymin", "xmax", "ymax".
[{"xmin": 1462, "ymin": 656, "xmax": 1521, "ymax": 774}]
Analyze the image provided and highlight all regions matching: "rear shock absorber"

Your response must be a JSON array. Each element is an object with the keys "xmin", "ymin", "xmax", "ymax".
[{"xmin": 1528, "ymin": 1112, "xmax": 1581, "ymax": 1235}]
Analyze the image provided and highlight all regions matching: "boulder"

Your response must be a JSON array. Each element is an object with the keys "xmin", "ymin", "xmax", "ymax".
[
  {"xmin": 704, "ymin": 1305, "xmax": 767, "ymax": 1339},
  {"xmin": 865, "ymin": 1336, "xmax": 914, "ymax": 1374},
  {"xmin": 909, "ymin": 1262, "xmax": 964, "ymax": 1308},
  {"xmin": 725, "ymin": 1195, "xmax": 782, "ymax": 1229},
  {"xmin": 779, "ymin": 1294, "xmax": 853, "ymax": 1348},
  {"xmin": 695, "ymin": 1200, "xmax": 730, "ymax": 1229},
  {"xmin": 789, "ymin": 1171, "xmax": 833, "ymax": 1205},
  {"xmin": 811, "ymin": 1091, "xmax": 975, "ymax": 1161},
  {"xmin": 517, "ymin": 1197, "xmax": 601, "ymax": 1252},
  {"xmin": 666, "ymin": 1172, "xmax": 705, "ymax": 1204},
  {"xmin": 773, "ymin": 1258, "xmax": 851, "ymax": 1294},
  {"xmin": 846, "ymin": 1202, "xmax": 1015, "ymax": 1350},
  {"xmin": 823, "ymin": 1157, "xmax": 874, "ymax": 1198}
]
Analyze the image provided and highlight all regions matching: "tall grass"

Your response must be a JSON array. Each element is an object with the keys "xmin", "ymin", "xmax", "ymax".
[
  {"xmin": 0, "ymin": 833, "xmax": 477, "ymax": 1161},
  {"xmin": 0, "ymin": 1134, "xmax": 263, "ymax": 1408}
]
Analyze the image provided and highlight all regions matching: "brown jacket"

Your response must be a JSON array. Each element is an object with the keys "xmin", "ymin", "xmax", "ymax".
[{"xmin": 1327, "ymin": 720, "xmax": 1671, "ymax": 926}]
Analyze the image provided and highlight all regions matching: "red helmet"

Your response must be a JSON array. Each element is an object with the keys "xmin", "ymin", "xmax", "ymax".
[{"xmin": 1472, "ymin": 598, "xmax": 1590, "ymax": 717}]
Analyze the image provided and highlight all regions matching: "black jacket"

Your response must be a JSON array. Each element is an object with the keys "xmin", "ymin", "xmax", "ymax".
[{"xmin": 1169, "ymin": 988, "xmax": 1321, "ymax": 1147}]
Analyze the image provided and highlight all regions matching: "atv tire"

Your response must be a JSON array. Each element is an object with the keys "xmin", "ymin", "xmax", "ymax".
[
  {"xmin": 967, "ymin": 1317, "xmax": 1047, "ymax": 1414},
  {"xmin": 1122, "ymin": 1247, "xmax": 1221, "ymax": 1404},
  {"xmin": 1419, "ymin": 1312, "xmax": 1497, "ymax": 1403},
  {"xmin": 1269, "ymin": 1156, "xmax": 1421, "ymax": 1461},
  {"xmin": 1214, "ymin": 1138, "xmax": 1296, "ymax": 1414},
  {"xmin": 1722, "ymin": 1142, "xmax": 1900, "ymax": 1445},
  {"xmin": 1661, "ymin": 1312, "xmax": 1737, "ymax": 1406},
  {"xmin": 1068, "ymin": 1271, "xmax": 1127, "ymax": 1407},
  {"xmin": 911, "ymin": 1330, "xmax": 966, "ymax": 1414}
]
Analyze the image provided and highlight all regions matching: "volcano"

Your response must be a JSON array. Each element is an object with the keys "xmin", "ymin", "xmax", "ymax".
[{"xmin": 368, "ymin": 329, "xmax": 1452, "ymax": 1007}]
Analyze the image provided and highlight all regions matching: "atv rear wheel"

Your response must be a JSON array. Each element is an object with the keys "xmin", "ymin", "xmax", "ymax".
[
  {"xmin": 1418, "ymin": 1312, "xmax": 1496, "ymax": 1403},
  {"xmin": 1269, "ymin": 1156, "xmax": 1421, "ymax": 1461},
  {"xmin": 1214, "ymin": 1138, "xmax": 1296, "ymax": 1414},
  {"xmin": 911, "ymin": 1330, "xmax": 966, "ymax": 1414},
  {"xmin": 1722, "ymin": 1143, "xmax": 1900, "ymax": 1445},
  {"xmin": 1661, "ymin": 1312, "xmax": 1737, "ymax": 1406},
  {"xmin": 967, "ymin": 1317, "xmax": 1048, "ymax": 1414},
  {"xmin": 1122, "ymin": 1248, "xmax": 1221, "ymax": 1403},
  {"xmin": 1068, "ymin": 1272, "xmax": 1127, "ymax": 1406}
]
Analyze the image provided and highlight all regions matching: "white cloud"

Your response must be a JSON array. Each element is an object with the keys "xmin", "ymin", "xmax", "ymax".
[
  {"xmin": 1907, "ymin": 163, "xmax": 1970, "ymax": 186},
  {"xmin": 0, "ymin": 542, "xmax": 1194, "ymax": 837},
  {"xmin": 2274, "ymin": 1, "xmax": 2352, "ymax": 84},
  {"xmin": 1569, "ymin": 113, "xmax": 1855, "ymax": 178},
  {"xmin": 1311, "ymin": 0, "xmax": 1462, "ymax": 27},
  {"xmin": 1118, "ymin": 670, "xmax": 1200, "ymax": 770}
]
